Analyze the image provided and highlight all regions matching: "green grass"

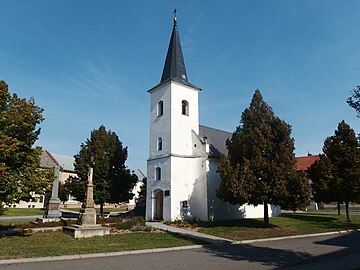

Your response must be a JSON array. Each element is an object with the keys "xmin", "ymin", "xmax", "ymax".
[
  {"xmin": 1, "ymin": 208, "xmax": 44, "ymax": 216},
  {"xmin": 0, "ymin": 231, "xmax": 203, "ymax": 259},
  {"xmin": 195, "ymin": 213, "xmax": 360, "ymax": 241},
  {"xmin": 64, "ymin": 207, "xmax": 128, "ymax": 213},
  {"xmin": 0, "ymin": 220, "xmax": 34, "ymax": 227}
]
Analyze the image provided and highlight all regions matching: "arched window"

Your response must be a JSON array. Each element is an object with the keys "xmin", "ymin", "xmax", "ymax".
[
  {"xmin": 157, "ymin": 101, "xmax": 164, "ymax": 117},
  {"xmin": 155, "ymin": 167, "xmax": 161, "ymax": 181},
  {"xmin": 158, "ymin": 137, "xmax": 163, "ymax": 151},
  {"xmin": 182, "ymin": 100, "xmax": 189, "ymax": 116}
]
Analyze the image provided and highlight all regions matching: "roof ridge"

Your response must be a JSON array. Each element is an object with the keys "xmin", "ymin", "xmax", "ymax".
[{"xmin": 199, "ymin": 124, "xmax": 232, "ymax": 135}]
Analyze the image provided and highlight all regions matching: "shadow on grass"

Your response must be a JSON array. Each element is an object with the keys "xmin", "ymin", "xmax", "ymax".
[
  {"xmin": 281, "ymin": 213, "xmax": 338, "ymax": 223},
  {"xmin": 0, "ymin": 229, "xmax": 30, "ymax": 238},
  {"xmin": 192, "ymin": 218, "xmax": 276, "ymax": 229},
  {"xmin": 281, "ymin": 213, "xmax": 360, "ymax": 231}
]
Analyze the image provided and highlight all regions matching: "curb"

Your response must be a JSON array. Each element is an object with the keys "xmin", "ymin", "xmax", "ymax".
[
  {"xmin": 0, "ymin": 244, "xmax": 204, "ymax": 265},
  {"xmin": 232, "ymin": 229, "xmax": 359, "ymax": 244}
]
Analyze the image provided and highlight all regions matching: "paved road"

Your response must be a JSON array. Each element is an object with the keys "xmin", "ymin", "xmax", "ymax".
[{"xmin": 1, "ymin": 232, "xmax": 359, "ymax": 270}]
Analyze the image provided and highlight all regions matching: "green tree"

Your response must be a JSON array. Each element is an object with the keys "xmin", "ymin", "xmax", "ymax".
[
  {"xmin": 58, "ymin": 182, "xmax": 69, "ymax": 204},
  {"xmin": 217, "ymin": 90, "xmax": 310, "ymax": 227},
  {"xmin": 347, "ymin": 86, "xmax": 360, "ymax": 117},
  {"xmin": 65, "ymin": 125, "xmax": 138, "ymax": 216},
  {"xmin": 0, "ymin": 80, "xmax": 53, "ymax": 206},
  {"xmin": 308, "ymin": 121, "xmax": 360, "ymax": 222}
]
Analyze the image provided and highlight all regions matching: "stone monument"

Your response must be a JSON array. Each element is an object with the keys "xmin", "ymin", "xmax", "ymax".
[
  {"xmin": 38, "ymin": 166, "xmax": 61, "ymax": 222},
  {"xmin": 63, "ymin": 157, "xmax": 110, "ymax": 238}
]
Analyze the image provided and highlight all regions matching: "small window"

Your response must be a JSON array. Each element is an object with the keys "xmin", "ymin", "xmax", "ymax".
[
  {"xmin": 155, "ymin": 167, "xmax": 161, "ymax": 181},
  {"xmin": 164, "ymin": 190, "xmax": 170, "ymax": 196},
  {"xmin": 158, "ymin": 137, "xmax": 163, "ymax": 151},
  {"xmin": 182, "ymin": 200, "xmax": 188, "ymax": 208},
  {"xmin": 157, "ymin": 101, "xmax": 164, "ymax": 117},
  {"xmin": 182, "ymin": 100, "xmax": 189, "ymax": 116}
]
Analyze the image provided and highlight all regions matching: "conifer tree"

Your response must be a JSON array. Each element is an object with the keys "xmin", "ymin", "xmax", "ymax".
[
  {"xmin": 0, "ymin": 80, "xmax": 53, "ymax": 206},
  {"xmin": 309, "ymin": 121, "xmax": 360, "ymax": 222},
  {"xmin": 217, "ymin": 89, "xmax": 309, "ymax": 226},
  {"xmin": 65, "ymin": 125, "xmax": 138, "ymax": 216}
]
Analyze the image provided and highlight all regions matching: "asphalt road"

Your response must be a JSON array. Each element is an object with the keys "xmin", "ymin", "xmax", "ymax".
[{"xmin": 1, "ymin": 232, "xmax": 360, "ymax": 270}]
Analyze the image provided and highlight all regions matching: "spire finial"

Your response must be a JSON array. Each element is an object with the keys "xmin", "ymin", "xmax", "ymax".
[{"xmin": 173, "ymin": 9, "xmax": 177, "ymax": 26}]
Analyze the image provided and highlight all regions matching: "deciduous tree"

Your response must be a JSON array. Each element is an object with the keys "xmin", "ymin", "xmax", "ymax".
[
  {"xmin": 0, "ymin": 80, "xmax": 53, "ymax": 207},
  {"xmin": 347, "ymin": 86, "xmax": 360, "ymax": 117},
  {"xmin": 217, "ymin": 89, "xmax": 310, "ymax": 226}
]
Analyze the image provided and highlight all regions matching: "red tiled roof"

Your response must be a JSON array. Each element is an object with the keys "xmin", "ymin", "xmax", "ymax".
[{"xmin": 295, "ymin": 155, "xmax": 320, "ymax": 171}]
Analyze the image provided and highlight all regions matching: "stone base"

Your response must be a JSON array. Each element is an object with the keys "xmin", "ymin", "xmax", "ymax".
[
  {"xmin": 45, "ymin": 210, "xmax": 61, "ymax": 219},
  {"xmin": 36, "ymin": 217, "xmax": 61, "ymax": 223},
  {"xmin": 78, "ymin": 207, "xmax": 96, "ymax": 225},
  {"xmin": 62, "ymin": 225, "xmax": 110, "ymax": 239}
]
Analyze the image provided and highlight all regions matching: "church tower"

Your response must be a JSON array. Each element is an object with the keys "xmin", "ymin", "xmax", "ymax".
[{"xmin": 146, "ymin": 14, "xmax": 208, "ymax": 221}]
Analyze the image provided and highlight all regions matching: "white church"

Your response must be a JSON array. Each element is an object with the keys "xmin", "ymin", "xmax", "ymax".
[{"xmin": 145, "ymin": 16, "xmax": 281, "ymax": 221}]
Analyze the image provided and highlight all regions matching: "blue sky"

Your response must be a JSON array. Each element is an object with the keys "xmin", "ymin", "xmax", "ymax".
[{"xmin": 1, "ymin": 1, "xmax": 359, "ymax": 173}]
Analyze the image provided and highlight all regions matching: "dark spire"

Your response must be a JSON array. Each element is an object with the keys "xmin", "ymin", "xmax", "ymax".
[
  {"xmin": 160, "ymin": 10, "xmax": 189, "ymax": 84},
  {"xmin": 149, "ymin": 12, "xmax": 201, "ymax": 92}
]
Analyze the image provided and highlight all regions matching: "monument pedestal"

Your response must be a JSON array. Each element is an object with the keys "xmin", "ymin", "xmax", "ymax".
[
  {"xmin": 63, "ymin": 224, "xmax": 110, "ymax": 239},
  {"xmin": 62, "ymin": 161, "xmax": 109, "ymax": 238},
  {"xmin": 45, "ymin": 198, "xmax": 61, "ymax": 219},
  {"xmin": 62, "ymin": 207, "xmax": 110, "ymax": 238}
]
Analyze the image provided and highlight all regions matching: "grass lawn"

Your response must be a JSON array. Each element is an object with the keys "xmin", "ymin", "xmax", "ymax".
[
  {"xmin": 194, "ymin": 213, "xmax": 360, "ymax": 241},
  {"xmin": 64, "ymin": 207, "xmax": 127, "ymax": 213},
  {"xmin": 0, "ymin": 231, "xmax": 203, "ymax": 259},
  {"xmin": 1, "ymin": 208, "xmax": 44, "ymax": 216}
]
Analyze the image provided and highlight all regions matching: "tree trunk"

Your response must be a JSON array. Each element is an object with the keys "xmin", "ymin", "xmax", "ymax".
[
  {"xmin": 345, "ymin": 201, "xmax": 351, "ymax": 223},
  {"xmin": 100, "ymin": 203, "xmax": 104, "ymax": 218},
  {"xmin": 337, "ymin": 201, "xmax": 341, "ymax": 215},
  {"xmin": 263, "ymin": 202, "xmax": 269, "ymax": 227}
]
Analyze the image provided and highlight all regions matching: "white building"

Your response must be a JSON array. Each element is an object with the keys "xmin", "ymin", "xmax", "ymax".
[{"xmin": 146, "ymin": 16, "xmax": 280, "ymax": 221}]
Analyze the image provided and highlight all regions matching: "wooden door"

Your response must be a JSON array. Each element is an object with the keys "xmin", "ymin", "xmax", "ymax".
[{"xmin": 155, "ymin": 190, "xmax": 163, "ymax": 220}]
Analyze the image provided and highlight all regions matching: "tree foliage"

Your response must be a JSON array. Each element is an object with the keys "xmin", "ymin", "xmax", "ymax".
[
  {"xmin": 0, "ymin": 80, "xmax": 53, "ymax": 205},
  {"xmin": 308, "ymin": 120, "xmax": 360, "ymax": 222},
  {"xmin": 217, "ymin": 90, "xmax": 310, "ymax": 226},
  {"xmin": 64, "ymin": 125, "xmax": 138, "ymax": 215},
  {"xmin": 347, "ymin": 86, "xmax": 360, "ymax": 117}
]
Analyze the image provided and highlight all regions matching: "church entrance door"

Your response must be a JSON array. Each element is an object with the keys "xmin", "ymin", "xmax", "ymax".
[{"xmin": 155, "ymin": 190, "xmax": 164, "ymax": 220}]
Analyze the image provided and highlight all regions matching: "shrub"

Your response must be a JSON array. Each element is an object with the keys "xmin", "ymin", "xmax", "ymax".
[{"xmin": 115, "ymin": 217, "xmax": 150, "ymax": 231}]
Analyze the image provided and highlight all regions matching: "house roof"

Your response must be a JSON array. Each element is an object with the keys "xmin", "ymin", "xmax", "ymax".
[
  {"xmin": 199, "ymin": 125, "xmax": 232, "ymax": 158},
  {"xmin": 40, "ymin": 150, "xmax": 75, "ymax": 172},
  {"xmin": 150, "ymin": 15, "xmax": 201, "ymax": 92},
  {"xmin": 295, "ymin": 155, "xmax": 320, "ymax": 171}
]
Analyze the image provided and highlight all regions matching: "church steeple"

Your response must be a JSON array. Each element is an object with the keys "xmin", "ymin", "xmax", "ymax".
[{"xmin": 157, "ymin": 11, "xmax": 201, "ymax": 91}]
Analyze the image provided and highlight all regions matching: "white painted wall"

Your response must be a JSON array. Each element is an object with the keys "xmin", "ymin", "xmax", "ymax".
[
  {"xmin": 146, "ymin": 81, "xmax": 204, "ymax": 221},
  {"xmin": 170, "ymin": 82, "xmax": 200, "ymax": 156},
  {"xmin": 207, "ymin": 159, "xmax": 281, "ymax": 220},
  {"xmin": 128, "ymin": 181, "xmax": 144, "ymax": 207},
  {"xmin": 148, "ymin": 84, "xmax": 171, "ymax": 160},
  {"xmin": 170, "ymin": 155, "xmax": 207, "ymax": 221}
]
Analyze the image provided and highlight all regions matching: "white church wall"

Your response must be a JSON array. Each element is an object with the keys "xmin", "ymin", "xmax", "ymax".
[
  {"xmin": 149, "ymin": 84, "xmax": 171, "ymax": 159},
  {"xmin": 170, "ymin": 82, "xmax": 200, "ymax": 156},
  {"xmin": 170, "ymin": 156, "xmax": 208, "ymax": 221},
  {"xmin": 145, "ymin": 157, "xmax": 171, "ymax": 220},
  {"xmin": 207, "ymin": 159, "xmax": 281, "ymax": 220}
]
